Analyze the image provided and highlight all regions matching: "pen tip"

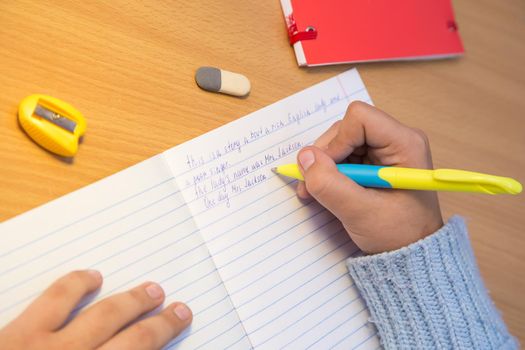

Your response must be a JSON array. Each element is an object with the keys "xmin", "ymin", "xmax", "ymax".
[{"xmin": 271, "ymin": 167, "xmax": 277, "ymax": 173}]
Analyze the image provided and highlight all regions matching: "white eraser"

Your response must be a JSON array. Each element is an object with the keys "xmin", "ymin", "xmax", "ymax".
[{"xmin": 195, "ymin": 67, "xmax": 251, "ymax": 97}]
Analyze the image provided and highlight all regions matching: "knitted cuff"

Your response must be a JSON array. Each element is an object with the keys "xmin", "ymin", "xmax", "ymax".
[{"xmin": 346, "ymin": 216, "xmax": 518, "ymax": 350}]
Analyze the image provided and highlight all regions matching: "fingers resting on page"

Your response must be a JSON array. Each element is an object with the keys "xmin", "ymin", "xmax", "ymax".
[{"xmin": 0, "ymin": 270, "xmax": 192, "ymax": 350}]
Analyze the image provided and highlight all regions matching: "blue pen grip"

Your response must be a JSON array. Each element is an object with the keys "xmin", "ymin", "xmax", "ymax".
[{"xmin": 336, "ymin": 164, "xmax": 392, "ymax": 188}]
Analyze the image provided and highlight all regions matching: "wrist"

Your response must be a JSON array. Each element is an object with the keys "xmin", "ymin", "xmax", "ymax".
[
  {"xmin": 346, "ymin": 216, "xmax": 518, "ymax": 349},
  {"xmin": 353, "ymin": 214, "xmax": 443, "ymax": 254}
]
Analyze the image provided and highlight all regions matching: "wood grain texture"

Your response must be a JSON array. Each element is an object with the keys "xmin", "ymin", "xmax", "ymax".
[{"xmin": 0, "ymin": 0, "xmax": 524, "ymax": 342}]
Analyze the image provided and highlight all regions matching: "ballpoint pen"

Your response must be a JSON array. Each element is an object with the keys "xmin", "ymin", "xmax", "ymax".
[{"xmin": 271, "ymin": 164, "xmax": 522, "ymax": 195}]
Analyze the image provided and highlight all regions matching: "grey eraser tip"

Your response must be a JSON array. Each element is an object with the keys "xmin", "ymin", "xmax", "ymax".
[{"xmin": 195, "ymin": 67, "xmax": 221, "ymax": 92}]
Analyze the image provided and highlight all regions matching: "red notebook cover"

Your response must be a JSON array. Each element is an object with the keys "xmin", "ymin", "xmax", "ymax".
[{"xmin": 280, "ymin": 0, "xmax": 464, "ymax": 66}]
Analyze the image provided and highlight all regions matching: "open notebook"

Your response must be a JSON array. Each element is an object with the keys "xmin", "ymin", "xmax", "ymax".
[{"xmin": 0, "ymin": 69, "xmax": 380, "ymax": 349}]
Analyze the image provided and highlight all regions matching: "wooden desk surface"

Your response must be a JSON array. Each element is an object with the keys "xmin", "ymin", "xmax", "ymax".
[{"xmin": 1, "ymin": 0, "xmax": 524, "ymax": 342}]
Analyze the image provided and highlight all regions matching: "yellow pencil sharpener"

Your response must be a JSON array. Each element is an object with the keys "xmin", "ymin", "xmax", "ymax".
[{"xmin": 18, "ymin": 94, "xmax": 86, "ymax": 157}]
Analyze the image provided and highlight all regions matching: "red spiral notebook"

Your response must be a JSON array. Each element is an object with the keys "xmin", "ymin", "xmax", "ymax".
[{"xmin": 280, "ymin": 0, "xmax": 464, "ymax": 66}]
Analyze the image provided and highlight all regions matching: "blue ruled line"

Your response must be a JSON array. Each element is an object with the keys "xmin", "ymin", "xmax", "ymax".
[
  {"xmin": 352, "ymin": 331, "xmax": 378, "ymax": 350},
  {"xmin": 215, "ymin": 207, "xmax": 326, "ymax": 268},
  {"xmin": 211, "ymin": 200, "xmax": 312, "ymax": 257},
  {"xmin": 221, "ymin": 333, "xmax": 251, "ymax": 349},
  {"xmin": 0, "ymin": 176, "xmax": 176, "ymax": 259},
  {"xmin": 330, "ymin": 322, "xmax": 371, "ymax": 349},
  {"xmin": 239, "ymin": 241, "xmax": 355, "ymax": 312},
  {"xmin": 201, "ymin": 183, "xmax": 296, "ymax": 244},
  {"xmin": 155, "ymin": 214, "xmax": 336, "ymax": 306},
  {"xmin": 254, "ymin": 275, "xmax": 352, "ymax": 345},
  {"xmin": 193, "ymin": 319, "xmax": 246, "ymax": 350},
  {"xmin": 0, "ymin": 190, "xmax": 188, "ymax": 278},
  {"xmin": 110, "ymin": 180, "xmax": 296, "ymax": 278},
  {"xmin": 159, "ymin": 211, "xmax": 329, "ymax": 297},
  {"xmin": 168, "ymin": 308, "xmax": 239, "ymax": 348},
  {"xmin": 305, "ymin": 308, "xmax": 367, "ymax": 349},
  {"xmin": 191, "ymin": 290, "xmax": 231, "ymax": 317},
  {"xmin": 0, "ymin": 209, "xmax": 195, "ymax": 295},
  {"xmin": 166, "ymin": 235, "xmax": 353, "ymax": 348},
  {"xmin": 223, "ymin": 219, "xmax": 339, "ymax": 284},
  {"xmin": 171, "ymin": 227, "xmax": 345, "ymax": 327},
  {"xmin": 229, "ymin": 229, "xmax": 346, "ymax": 298},
  {"xmin": 172, "ymin": 248, "xmax": 352, "ymax": 349},
  {"xmin": 253, "ymin": 249, "xmax": 363, "ymax": 348},
  {"xmin": 279, "ymin": 297, "xmax": 362, "ymax": 349}
]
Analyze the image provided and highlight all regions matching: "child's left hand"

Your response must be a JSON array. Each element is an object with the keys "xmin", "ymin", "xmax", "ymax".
[{"xmin": 0, "ymin": 270, "xmax": 192, "ymax": 350}]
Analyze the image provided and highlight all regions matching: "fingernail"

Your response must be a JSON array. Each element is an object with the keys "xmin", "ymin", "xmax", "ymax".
[
  {"xmin": 87, "ymin": 269, "xmax": 102, "ymax": 282},
  {"xmin": 174, "ymin": 303, "xmax": 192, "ymax": 321},
  {"xmin": 298, "ymin": 150, "xmax": 315, "ymax": 171},
  {"xmin": 145, "ymin": 283, "xmax": 164, "ymax": 300}
]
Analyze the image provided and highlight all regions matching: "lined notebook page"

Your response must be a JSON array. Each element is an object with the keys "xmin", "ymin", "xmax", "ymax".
[
  {"xmin": 0, "ymin": 155, "xmax": 249, "ymax": 349},
  {"xmin": 0, "ymin": 68, "xmax": 380, "ymax": 349},
  {"xmin": 164, "ymin": 68, "xmax": 379, "ymax": 349}
]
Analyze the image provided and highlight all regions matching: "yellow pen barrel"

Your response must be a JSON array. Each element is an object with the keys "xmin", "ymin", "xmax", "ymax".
[{"xmin": 378, "ymin": 167, "xmax": 522, "ymax": 194}]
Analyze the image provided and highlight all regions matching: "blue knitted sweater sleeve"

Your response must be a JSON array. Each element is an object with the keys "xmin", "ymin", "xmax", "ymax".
[{"xmin": 346, "ymin": 216, "xmax": 518, "ymax": 349}]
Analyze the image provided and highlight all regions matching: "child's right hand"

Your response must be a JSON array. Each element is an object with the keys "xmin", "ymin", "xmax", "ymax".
[{"xmin": 296, "ymin": 102, "xmax": 443, "ymax": 253}]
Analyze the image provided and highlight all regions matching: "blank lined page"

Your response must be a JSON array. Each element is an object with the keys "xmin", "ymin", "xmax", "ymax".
[
  {"xmin": 164, "ymin": 69, "xmax": 380, "ymax": 349},
  {"xmin": 0, "ymin": 155, "xmax": 250, "ymax": 349}
]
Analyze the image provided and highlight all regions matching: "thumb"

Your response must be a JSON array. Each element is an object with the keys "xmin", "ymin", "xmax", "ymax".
[{"xmin": 297, "ymin": 146, "xmax": 372, "ymax": 221}]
